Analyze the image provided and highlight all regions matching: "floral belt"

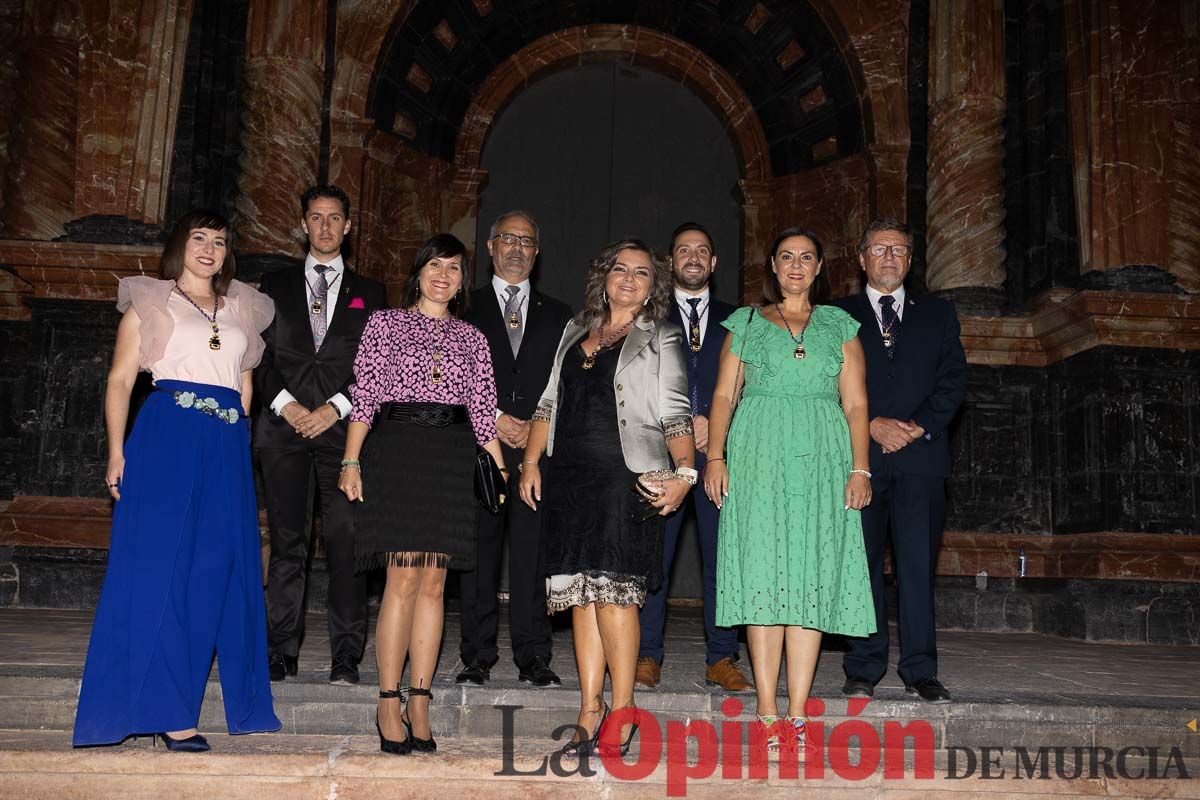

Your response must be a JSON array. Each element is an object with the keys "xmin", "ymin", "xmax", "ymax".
[{"xmin": 173, "ymin": 390, "xmax": 240, "ymax": 424}]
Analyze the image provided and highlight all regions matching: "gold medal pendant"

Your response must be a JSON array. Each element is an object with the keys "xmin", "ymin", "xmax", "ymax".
[
  {"xmin": 581, "ymin": 353, "xmax": 596, "ymax": 370},
  {"xmin": 690, "ymin": 323, "xmax": 701, "ymax": 352},
  {"xmin": 430, "ymin": 351, "xmax": 443, "ymax": 385},
  {"xmin": 882, "ymin": 332, "xmax": 894, "ymax": 349},
  {"xmin": 209, "ymin": 334, "xmax": 221, "ymax": 351},
  {"xmin": 311, "ymin": 299, "xmax": 323, "ymax": 315},
  {"xmin": 507, "ymin": 312, "xmax": 520, "ymax": 329},
  {"xmin": 793, "ymin": 344, "xmax": 806, "ymax": 359}
]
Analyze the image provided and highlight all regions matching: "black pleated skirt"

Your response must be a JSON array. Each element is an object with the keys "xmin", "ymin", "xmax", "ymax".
[{"xmin": 354, "ymin": 404, "xmax": 478, "ymax": 572}]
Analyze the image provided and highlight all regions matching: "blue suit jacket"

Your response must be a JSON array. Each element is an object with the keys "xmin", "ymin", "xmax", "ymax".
[
  {"xmin": 669, "ymin": 296, "xmax": 737, "ymax": 419},
  {"xmin": 831, "ymin": 292, "xmax": 967, "ymax": 477}
]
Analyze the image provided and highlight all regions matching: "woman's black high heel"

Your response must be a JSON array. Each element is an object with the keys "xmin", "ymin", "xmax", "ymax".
[
  {"xmin": 376, "ymin": 685, "xmax": 412, "ymax": 755},
  {"xmin": 598, "ymin": 706, "xmax": 639, "ymax": 757},
  {"xmin": 153, "ymin": 732, "xmax": 210, "ymax": 752},
  {"xmin": 559, "ymin": 701, "xmax": 608, "ymax": 757},
  {"xmin": 401, "ymin": 686, "xmax": 437, "ymax": 752}
]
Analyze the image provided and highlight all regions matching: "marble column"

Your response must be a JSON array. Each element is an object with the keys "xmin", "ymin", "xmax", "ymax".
[
  {"xmin": 72, "ymin": 0, "xmax": 193, "ymax": 230},
  {"xmin": 925, "ymin": 0, "xmax": 1007, "ymax": 295},
  {"xmin": 1, "ymin": 4, "xmax": 80, "ymax": 240},
  {"xmin": 738, "ymin": 179, "xmax": 773, "ymax": 304},
  {"xmin": 233, "ymin": 1, "xmax": 325, "ymax": 257}
]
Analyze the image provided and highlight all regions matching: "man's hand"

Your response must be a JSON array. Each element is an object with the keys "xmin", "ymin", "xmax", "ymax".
[
  {"xmin": 281, "ymin": 401, "xmax": 311, "ymax": 431},
  {"xmin": 693, "ymin": 414, "xmax": 709, "ymax": 453},
  {"xmin": 870, "ymin": 417, "xmax": 921, "ymax": 454},
  {"xmin": 496, "ymin": 413, "xmax": 530, "ymax": 449},
  {"xmin": 295, "ymin": 403, "xmax": 339, "ymax": 439}
]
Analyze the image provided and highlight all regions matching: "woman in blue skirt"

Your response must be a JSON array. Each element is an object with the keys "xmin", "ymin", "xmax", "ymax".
[{"xmin": 73, "ymin": 209, "xmax": 281, "ymax": 751}]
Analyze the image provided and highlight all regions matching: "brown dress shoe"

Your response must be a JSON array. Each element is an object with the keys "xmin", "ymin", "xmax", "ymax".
[
  {"xmin": 705, "ymin": 657, "xmax": 753, "ymax": 692},
  {"xmin": 635, "ymin": 657, "xmax": 661, "ymax": 688}
]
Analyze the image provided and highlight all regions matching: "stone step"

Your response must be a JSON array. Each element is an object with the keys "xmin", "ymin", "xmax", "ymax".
[
  {"xmin": 2, "ymin": 730, "xmax": 1197, "ymax": 799},
  {"xmin": 3, "ymin": 672, "xmax": 1196, "ymax": 760}
]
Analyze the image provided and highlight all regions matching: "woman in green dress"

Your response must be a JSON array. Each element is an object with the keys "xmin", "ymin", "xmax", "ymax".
[{"xmin": 703, "ymin": 227, "xmax": 874, "ymax": 751}]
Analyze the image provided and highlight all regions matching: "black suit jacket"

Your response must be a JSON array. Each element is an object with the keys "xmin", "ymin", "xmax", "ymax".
[
  {"xmin": 667, "ymin": 296, "xmax": 736, "ymax": 418},
  {"xmin": 831, "ymin": 292, "xmax": 967, "ymax": 477},
  {"xmin": 464, "ymin": 285, "xmax": 573, "ymax": 421},
  {"xmin": 253, "ymin": 265, "xmax": 387, "ymax": 450}
]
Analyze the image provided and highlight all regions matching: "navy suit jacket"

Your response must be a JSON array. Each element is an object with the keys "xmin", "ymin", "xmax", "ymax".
[
  {"xmin": 831, "ymin": 292, "xmax": 967, "ymax": 477},
  {"xmin": 668, "ymin": 296, "xmax": 737, "ymax": 419}
]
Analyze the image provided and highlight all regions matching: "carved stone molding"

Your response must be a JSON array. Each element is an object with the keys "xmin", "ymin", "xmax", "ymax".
[{"xmin": 925, "ymin": 0, "xmax": 1007, "ymax": 293}]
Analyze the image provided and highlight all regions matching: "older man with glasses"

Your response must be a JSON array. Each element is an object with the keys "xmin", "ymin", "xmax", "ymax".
[
  {"xmin": 456, "ymin": 210, "xmax": 574, "ymax": 687},
  {"xmin": 832, "ymin": 218, "xmax": 967, "ymax": 705}
]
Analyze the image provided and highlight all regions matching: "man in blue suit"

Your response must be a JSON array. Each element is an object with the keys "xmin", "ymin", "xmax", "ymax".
[
  {"xmin": 833, "ymin": 218, "xmax": 967, "ymax": 704},
  {"xmin": 635, "ymin": 223, "xmax": 751, "ymax": 692}
]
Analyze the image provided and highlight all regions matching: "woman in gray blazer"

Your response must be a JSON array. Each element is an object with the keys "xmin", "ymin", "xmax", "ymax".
[{"xmin": 519, "ymin": 239, "xmax": 696, "ymax": 757}]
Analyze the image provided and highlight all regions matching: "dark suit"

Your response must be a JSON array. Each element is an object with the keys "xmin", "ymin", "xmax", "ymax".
[
  {"xmin": 460, "ymin": 284, "xmax": 573, "ymax": 667},
  {"xmin": 638, "ymin": 296, "xmax": 739, "ymax": 666},
  {"xmin": 254, "ymin": 265, "xmax": 387, "ymax": 664},
  {"xmin": 832, "ymin": 291, "xmax": 966, "ymax": 685}
]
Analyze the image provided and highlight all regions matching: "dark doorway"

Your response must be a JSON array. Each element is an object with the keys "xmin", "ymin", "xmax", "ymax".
[{"xmin": 474, "ymin": 60, "xmax": 743, "ymax": 307}]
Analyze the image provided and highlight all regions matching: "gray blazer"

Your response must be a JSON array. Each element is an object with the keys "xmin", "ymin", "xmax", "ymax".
[{"xmin": 535, "ymin": 317, "xmax": 693, "ymax": 472}]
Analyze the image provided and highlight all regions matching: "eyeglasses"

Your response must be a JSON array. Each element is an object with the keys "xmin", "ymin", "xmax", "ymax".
[
  {"xmin": 492, "ymin": 232, "xmax": 537, "ymax": 248},
  {"xmin": 865, "ymin": 244, "xmax": 912, "ymax": 258}
]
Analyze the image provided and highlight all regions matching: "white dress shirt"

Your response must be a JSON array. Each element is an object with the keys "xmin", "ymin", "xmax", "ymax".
[
  {"xmin": 865, "ymin": 284, "xmax": 906, "ymax": 332},
  {"xmin": 270, "ymin": 254, "xmax": 353, "ymax": 419},
  {"xmin": 674, "ymin": 287, "xmax": 712, "ymax": 345}
]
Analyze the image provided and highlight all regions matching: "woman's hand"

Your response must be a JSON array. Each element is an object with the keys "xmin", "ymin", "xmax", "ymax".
[
  {"xmin": 519, "ymin": 464, "xmax": 541, "ymax": 510},
  {"xmin": 651, "ymin": 477, "xmax": 690, "ymax": 516},
  {"xmin": 703, "ymin": 461, "xmax": 729, "ymax": 510},
  {"xmin": 105, "ymin": 454, "xmax": 125, "ymax": 501},
  {"xmin": 844, "ymin": 472, "xmax": 872, "ymax": 510},
  {"xmin": 339, "ymin": 465, "xmax": 363, "ymax": 502}
]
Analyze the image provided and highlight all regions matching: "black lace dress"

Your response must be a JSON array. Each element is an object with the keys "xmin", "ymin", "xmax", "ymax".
[{"xmin": 540, "ymin": 340, "xmax": 665, "ymax": 611}]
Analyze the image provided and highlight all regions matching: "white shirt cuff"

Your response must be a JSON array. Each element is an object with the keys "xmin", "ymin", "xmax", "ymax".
[
  {"xmin": 271, "ymin": 389, "xmax": 298, "ymax": 416},
  {"xmin": 328, "ymin": 393, "xmax": 352, "ymax": 420},
  {"xmin": 495, "ymin": 407, "xmax": 504, "ymax": 421}
]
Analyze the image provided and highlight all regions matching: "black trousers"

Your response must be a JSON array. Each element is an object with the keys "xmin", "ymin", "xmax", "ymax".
[
  {"xmin": 260, "ymin": 445, "xmax": 366, "ymax": 663},
  {"xmin": 458, "ymin": 443, "xmax": 551, "ymax": 667},
  {"xmin": 843, "ymin": 467, "xmax": 946, "ymax": 686}
]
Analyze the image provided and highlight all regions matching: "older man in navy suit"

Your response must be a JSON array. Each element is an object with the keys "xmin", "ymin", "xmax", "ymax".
[
  {"xmin": 635, "ymin": 223, "xmax": 751, "ymax": 692},
  {"xmin": 833, "ymin": 218, "xmax": 967, "ymax": 704}
]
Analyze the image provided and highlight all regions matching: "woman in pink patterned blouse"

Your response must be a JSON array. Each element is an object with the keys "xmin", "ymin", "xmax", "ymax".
[{"xmin": 338, "ymin": 234, "xmax": 505, "ymax": 756}]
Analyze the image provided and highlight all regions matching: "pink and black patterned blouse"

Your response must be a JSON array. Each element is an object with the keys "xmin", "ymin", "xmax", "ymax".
[{"xmin": 349, "ymin": 309, "xmax": 498, "ymax": 446}]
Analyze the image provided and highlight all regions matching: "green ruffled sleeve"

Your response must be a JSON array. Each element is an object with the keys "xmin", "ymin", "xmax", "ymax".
[{"xmin": 720, "ymin": 305, "xmax": 765, "ymax": 366}]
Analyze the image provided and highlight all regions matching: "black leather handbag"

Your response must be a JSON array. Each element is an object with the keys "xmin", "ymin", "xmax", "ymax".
[{"xmin": 474, "ymin": 449, "xmax": 506, "ymax": 515}]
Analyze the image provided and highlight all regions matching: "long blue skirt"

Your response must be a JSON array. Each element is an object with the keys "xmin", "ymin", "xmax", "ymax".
[{"xmin": 73, "ymin": 380, "xmax": 281, "ymax": 746}]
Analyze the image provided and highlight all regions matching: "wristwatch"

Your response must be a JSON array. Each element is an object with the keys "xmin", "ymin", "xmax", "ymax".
[{"xmin": 674, "ymin": 467, "xmax": 699, "ymax": 485}]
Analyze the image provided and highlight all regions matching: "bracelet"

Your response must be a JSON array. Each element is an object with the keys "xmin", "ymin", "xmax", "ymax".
[
  {"xmin": 674, "ymin": 466, "xmax": 699, "ymax": 485},
  {"xmin": 517, "ymin": 460, "xmax": 539, "ymax": 473},
  {"xmin": 707, "ymin": 456, "xmax": 725, "ymax": 462},
  {"xmin": 341, "ymin": 459, "xmax": 361, "ymax": 467},
  {"xmin": 849, "ymin": 468, "xmax": 872, "ymax": 479}
]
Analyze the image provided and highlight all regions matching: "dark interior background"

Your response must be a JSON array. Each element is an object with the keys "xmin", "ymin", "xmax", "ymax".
[
  {"xmin": 475, "ymin": 60, "xmax": 742, "ymax": 599},
  {"xmin": 474, "ymin": 60, "xmax": 742, "ymax": 307}
]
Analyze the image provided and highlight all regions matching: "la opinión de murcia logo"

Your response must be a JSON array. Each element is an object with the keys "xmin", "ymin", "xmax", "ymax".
[{"xmin": 494, "ymin": 701, "xmax": 1193, "ymax": 796}]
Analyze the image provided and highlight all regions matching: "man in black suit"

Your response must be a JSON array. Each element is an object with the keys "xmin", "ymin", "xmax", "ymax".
[
  {"xmin": 834, "ymin": 218, "xmax": 966, "ymax": 704},
  {"xmin": 255, "ymin": 185, "xmax": 387, "ymax": 686},
  {"xmin": 456, "ymin": 210, "xmax": 573, "ymax": 687},
  {"xmin": 634, "ymin": 223, "xmax": 751, "ymax": 692}
]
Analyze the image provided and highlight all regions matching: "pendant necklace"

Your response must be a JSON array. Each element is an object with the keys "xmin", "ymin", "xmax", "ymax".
[
  {"xmin": 582, "ymin": 319, "xmax": 633, "ymax": 370},
  {"xmin": 872, "ymin": 306, "xmax": 898, "ymax": 350},
  {"xmin": 305, "ymin": 271, "xmax": 341, "ymax": 316},
  {"xmin": 174, "ymin": 283, "xmax": 221, "ymax": 350},
  {"xmin": 678, "ymin": 298, "xmax": 707, "ymax": 353},
  {"xmin": 421, "ymin": 309, "xmax": 447, "ymax": 386},
  {"xmin": 776, "ymin": 303, "xmax": 811, "ymax": 359}
]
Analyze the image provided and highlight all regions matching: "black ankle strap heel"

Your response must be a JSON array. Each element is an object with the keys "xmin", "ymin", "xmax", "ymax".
[
  {"xmin": 376, "ymin": 684, "xmax": 411, "ymax": 755},
  {"xmin": 402, "ymin": 685, "xmax": 437, "ymax": 753}
]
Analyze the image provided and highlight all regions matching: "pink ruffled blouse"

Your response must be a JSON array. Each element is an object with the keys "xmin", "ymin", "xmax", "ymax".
[{"xmin": 116, "ymin": 276, "xmax": 275, "ymax": 391}]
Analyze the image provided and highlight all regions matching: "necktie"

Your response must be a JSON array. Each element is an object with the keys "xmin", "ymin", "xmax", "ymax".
[
  {"xmin": 311, "ymin": 264, "xmax": 330, "ymax": 350},
  {"xmin": 878, "ymin": 295, "xmax": 898, "ymax": 359},
  {"xmin": 686, "ymin": 298, "xmax": 702, "ymax": 414},
  {"xmin": 503, "ymin": 285, "xmax": 523, "ymax": 357}
]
